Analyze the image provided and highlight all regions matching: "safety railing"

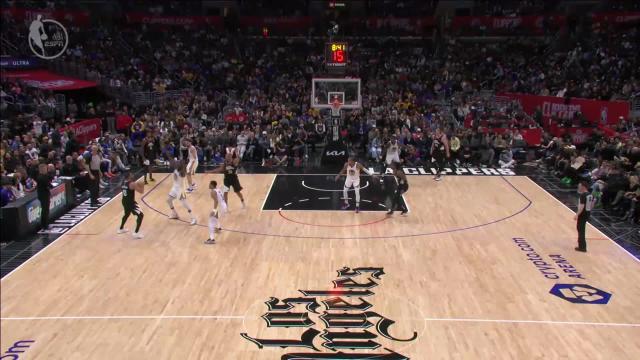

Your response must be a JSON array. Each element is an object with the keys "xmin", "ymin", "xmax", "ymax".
[
  {"xmin": 631, "ymin": 97, "xmax": 640, "ymax": 118},
  {"xmin": 46, "ymin": 59, "xmax": 192, "ymax": 108},
  {"xmin": 130, "ymin": 89, "xmax": 192, "ymax": 107}
]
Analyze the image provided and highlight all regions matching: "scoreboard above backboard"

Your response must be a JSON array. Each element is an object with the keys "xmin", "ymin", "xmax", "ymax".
[{"xmin": 325, "ymin": 42, "xmax": 348, "ymax": 67}]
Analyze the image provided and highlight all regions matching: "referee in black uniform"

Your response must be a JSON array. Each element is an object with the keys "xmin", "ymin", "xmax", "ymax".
[
  {"xmin": 387, "ymin": 162, "xmax": 409, "ymax": 216},
  {"xmin": 574, "ymin": 181, "xmax": 594, "ymax": 252},
  {"xmin": 36, "ymin": 163, "xmax": 53, "ymax": 230}
]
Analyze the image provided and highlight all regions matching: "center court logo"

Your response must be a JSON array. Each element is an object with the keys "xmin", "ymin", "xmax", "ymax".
[
  {"xmin": 241, "ymin": 267, "xmax": 419, "ymax": 359},
  {"xmin": 28, "ymin": 15, "xmax": 68, "ymax": 60}
]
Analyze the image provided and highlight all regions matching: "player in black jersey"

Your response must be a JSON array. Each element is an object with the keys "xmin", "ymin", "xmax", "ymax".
[
  {"xmin": 387, "ymin": 162, "xmax": 409, "ymax": 216},
  {"xmin": 141, "ymin": 136, "xmax": 158, "ymax": 184},
  {"xmin": 117, "ymin": 172, "xmax": 145, "ymax": 239},
  {"xmin": 209, "ymin": 152, "xmax": 246, "ymax": 210},
  {"xmin": 431, "ymin": 127, "xmax": 450, "ymax": 181},
  {"xmin": 180, "ymin": 137, "xmax": 190, "ymax": 162}
]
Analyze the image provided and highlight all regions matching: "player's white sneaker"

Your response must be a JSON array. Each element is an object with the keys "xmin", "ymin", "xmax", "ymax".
[
  {"xmin": 204, "ymin": 238, "xmax": 216, "ymax": 245},
  {"xmin": 117, "ymin": 228, "xmax": 128, "ymax": 234},
  {"xmin": 341, "ymin": 203, "xmax": 350, "ymax": 210},
  {"xmin": 169, "ymin": 212, "xmax": 178, "ymax": 219},
  {"xmin": 132, "ymin": 232, "xmax": 144, "ymax": 239},
  {"xmin": 190, "ymin": 218, "xmax": 197, "ymax": 225}
]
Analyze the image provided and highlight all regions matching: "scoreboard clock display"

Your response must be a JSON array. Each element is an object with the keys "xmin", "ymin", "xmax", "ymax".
[{"xmin": 325, "ymin": 42, "xmax": 348, "ymax": 67}]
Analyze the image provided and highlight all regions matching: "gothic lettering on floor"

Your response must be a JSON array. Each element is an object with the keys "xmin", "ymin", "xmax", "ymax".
[{"xmin": 241, "ymin": 267, "xmax": 417, "ymax": 359}]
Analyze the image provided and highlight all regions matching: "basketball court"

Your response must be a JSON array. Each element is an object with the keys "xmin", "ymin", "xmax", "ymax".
[{"xmin": 1, "ymin": 173, "xmax": 639, "ymax": 359}]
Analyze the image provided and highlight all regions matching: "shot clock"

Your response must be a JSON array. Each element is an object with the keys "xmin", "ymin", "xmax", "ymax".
[{"xmin": 325, "ymin": 42, "xmax": 348, "ymax": 67}]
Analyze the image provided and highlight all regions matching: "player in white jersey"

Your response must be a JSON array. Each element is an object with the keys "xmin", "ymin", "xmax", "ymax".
[
  {"xmin": 385, "ymin": 136, "xmax": 401, "ymax": 166},
  {"xmin": 335, "ymin": 157, "xmax": 375, "ymax": 213},
  {"xmin": 185, "ymin": 139, "xmax": 199, "ymax": 192},
  {"xmin": 205, "ymin": 180, "xmax": 228, "ymax": 244},
  {"xmin": 167, "ymin": 160, "xmax": 196, "ymax": 225}
]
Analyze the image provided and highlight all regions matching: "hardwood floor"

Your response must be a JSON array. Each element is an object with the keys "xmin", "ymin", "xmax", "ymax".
[{"xmin": 1, "ymin": 174, "xmax": 639, "ymax": 359}]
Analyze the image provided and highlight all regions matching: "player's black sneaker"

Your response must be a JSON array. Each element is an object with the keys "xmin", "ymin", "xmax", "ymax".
[
  {"xmin": 400, "ymin": 210, "xmax": 408, "ymax": 216},
  {"xmin": 386, "ymin": 210, "xmax": 393, "ymax": 215},
  {"xmin": 205, "ymin": 238, "xmax": 216, "ymax": 245}
]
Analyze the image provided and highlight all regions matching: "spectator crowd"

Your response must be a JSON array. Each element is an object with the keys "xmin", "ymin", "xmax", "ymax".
[{"xmin": 1, "ymin": 3, "xmax": 639, "ymax": 227}]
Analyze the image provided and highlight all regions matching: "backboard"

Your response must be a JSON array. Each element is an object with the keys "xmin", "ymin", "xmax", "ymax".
[{"xmin": 311, "ymin": 78, "xmax": 361, "ymax": 110}]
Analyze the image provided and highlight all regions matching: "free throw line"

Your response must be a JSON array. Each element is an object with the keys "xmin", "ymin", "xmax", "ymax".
[{"xmin": 1, "ymin": 315, "xmax": 638, "ymax": 328}]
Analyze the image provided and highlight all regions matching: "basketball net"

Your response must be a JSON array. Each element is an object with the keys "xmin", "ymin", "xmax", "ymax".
[{"xmin": 330, "ymin": 99, "xmax": 342, "ymax": 117}]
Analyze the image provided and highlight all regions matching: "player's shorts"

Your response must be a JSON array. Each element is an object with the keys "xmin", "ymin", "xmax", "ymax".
[
  {"xmin": 344, "ymin": 177, "xmax": 360, "ymax": 189},
  {"xmin": 385, "ymin": 153, "xmax": 400, "ymax": 165},
  {"xmin": 186, "ymin": 160, "xmax": 198, "ymax": 175},
  {"xmin": 169, "ymin": 189, "xmax": 186, "ymax": 200},
  {"xmin": 124, "ymin": 202, "xmax": 143, "ymax": 216},
  {"xmin": 223, "ymin": 175, "xmax": 243, "ymax": 192},
  {"xmin": 214, "ymin": 204, "xmax": 228, "ymax": 218}
]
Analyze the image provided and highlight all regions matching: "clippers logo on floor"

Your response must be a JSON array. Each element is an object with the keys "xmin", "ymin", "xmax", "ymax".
[
  {"xmin": 367, "ymin": 167, "xmax": 516, "ymax": 176},
  {"xmin": 38, "ymin": 197, "xmax": 110, "ymax": 235},
  {"xmin": 241, "ymin": 267, "xmax": 417, "ymax": 359}
]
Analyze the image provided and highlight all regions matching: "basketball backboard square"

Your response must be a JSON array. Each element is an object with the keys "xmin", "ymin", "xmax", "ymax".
[{"xmin": 311, "ymin": 78, "xmax": 361, "ymax": 109}]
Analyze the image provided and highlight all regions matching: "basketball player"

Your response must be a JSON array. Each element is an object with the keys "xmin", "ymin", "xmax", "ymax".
[
  {"xmin": 387, "ymin": 162, "xmax": 409, "ymax": 216},
  {"xmin": 185, "ymin": 139, "xmax": 199, "ymax": 192},
  {"xmin": 167, "ymin": 160, "xmax": 196, "ymax": 225},
  {"xmin": 210, "ymin": 152, "xmax": 246, "ymax": 210},
  {"xmin": 179, "ymin": 137, "xmax": 189, "ymax": 162},
  {"xmin": 141, "ymin": 136, "xmax": 157, "ymax": 184},
  {"xmin": 335, "ymin": 157, "xmax": 375, "ymax": 213},
  {"xmin": 205, "ymin": 180, "xmax": 228, "ymax": 244},
  {"xmin": 117, "ymin": 172, "xmax": 145, "ymax": 239},
  {"xmin": 431, "ymin": 128, "xmax": 450, "ymax": 181},
  {"xmin": 385, "ymin": 136, "xmax": 401, "ymax": 166}
]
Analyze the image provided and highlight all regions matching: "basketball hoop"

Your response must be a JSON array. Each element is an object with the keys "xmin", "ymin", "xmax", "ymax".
[{"xmin": 331, "ymin": 100, "xmax": 342, "ymax": 117}]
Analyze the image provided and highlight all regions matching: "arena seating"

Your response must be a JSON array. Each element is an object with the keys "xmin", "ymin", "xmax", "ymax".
[{"xmin": 1, "ymin": 0, "xmax": 638, "ymax": 227}]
